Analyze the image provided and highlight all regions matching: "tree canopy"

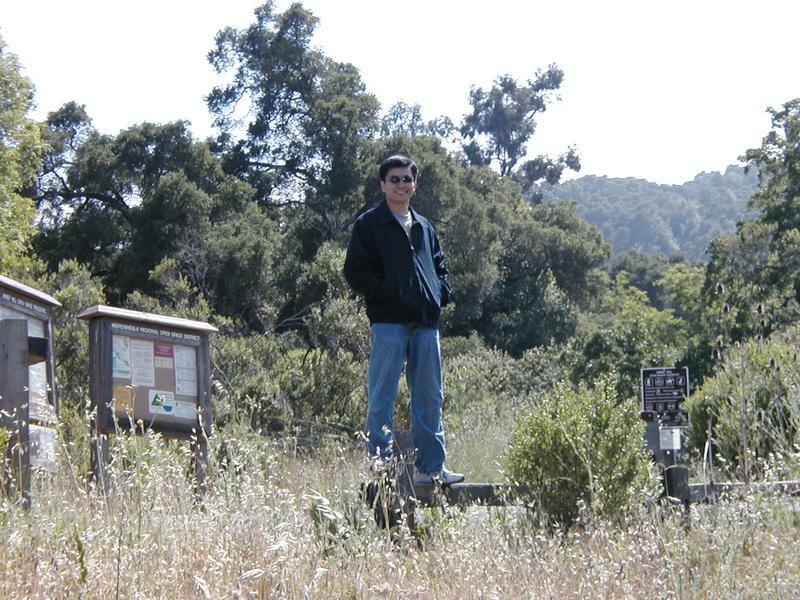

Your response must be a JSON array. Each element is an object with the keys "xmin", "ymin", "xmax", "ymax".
[
  {"xmin": 34, "ymin": 116, "xmax": 279, "ymax": 327},
  {"xmin": 207, "ymin": 0, "xmax": 379, "ymax": 241},
  {"xmin": 460, "ymin": 67, "xmax": 580, "ymax": 196},
  {"xmin": 540, "ymin": 167, "xmax": 758, "ymax": 261},
  {"xmin": 0, "ymin": 36, "xmax": 43, "ymax": 275}
]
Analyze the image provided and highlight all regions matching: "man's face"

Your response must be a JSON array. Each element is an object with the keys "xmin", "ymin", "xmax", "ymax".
[{"xmin": 380, "ymin": 166, "xmax": 417, "ymax": 206}]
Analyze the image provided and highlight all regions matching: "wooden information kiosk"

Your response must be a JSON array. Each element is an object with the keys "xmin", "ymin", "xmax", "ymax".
[
  {"xmin": 0, "ymin": 275, "xmax": 61, "ymax": 506},
  {"xmin": 78, "ymin": 306, "xmax": 217, "ymax": 494}
]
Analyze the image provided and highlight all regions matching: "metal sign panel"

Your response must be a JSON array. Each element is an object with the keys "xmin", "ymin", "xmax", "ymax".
[
  {"xmin": 659, "ymin": 427, "xmax": 682, "ymax": 450},
  {"xmin": 640, "ymin": 366, "xmax": 689, "ymax": 426}
]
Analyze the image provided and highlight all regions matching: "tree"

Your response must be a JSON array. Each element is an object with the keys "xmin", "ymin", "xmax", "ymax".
[
  {"xmin": 609, "ymin": 251, "xmax": 689, "ymax": 310},
  {"xmin": 744, "ymin": 99, "xmax": 800, "ymax": 235},
  {"xmin": 704, "ymin": 99, "xmax": 800, "ymax": 346},
  {"xmin": 539, "ymin": 169, "xmax": 757, "ymax": 260},
  {"xmin": 0, "ymin": 37, "xmax": 43, "ymax": 274},
  {"xmin": 35, "ymin": 102, "xmax": 94, "ymax": 222},
  {"xmin": 526, "ymin": 201, "xmax": 610, "ymax": 305},
  {"xmin": 380, "ymin": 101, "xmax": 455, "ymax": 141},
  {"xmin": 705, "ymin": 220, "xmax": 777, "ymax": 340},
  {"xmin": 572, "ymin": 272, "xmax": 688, "ymax": 399},
  {"xmin": 33, "ymin": 115, "xmax": 279, "ymax": 327},
  {"xmin": 741, "ymin": 98, "xmax": 800, "ymax": 313},
  {"xmin": 207, "ymin": 1, "xmax": 379, "ymax": 241},
  {"xmin": 460, "ymin": 66, "xmax": 579, "ymax": 195},
  {"xmin": 479, "ymin": 200, "xmax": 609, "ymax": 356}
]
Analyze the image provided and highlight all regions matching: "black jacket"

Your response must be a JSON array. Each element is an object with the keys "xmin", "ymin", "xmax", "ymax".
[{"xmin": 343, "ymin": 201, "xmax": 452, "ymax": 327}]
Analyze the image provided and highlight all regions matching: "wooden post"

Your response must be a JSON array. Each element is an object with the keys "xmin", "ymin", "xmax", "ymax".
[
  {"xmin": 393, "ymin": 431, "xmax": 418, "ymax": 532},
  {"xmin": 46, "ymin": 318, "xmax": 58, "ymax": 414},
  {"xmin": 190, "ymin": 432, "xmax": 208, "ymax": 501},
  {"xmin": 0, "ymin": 320, "xmax": 31, "ymax": 507},
  {"xmin": 90, "ymin": 434, "xmax": 109, "ymax": 495},
  {"xmin": 87, "ymin": 317, "xmax": 111, "ymax": 491}
]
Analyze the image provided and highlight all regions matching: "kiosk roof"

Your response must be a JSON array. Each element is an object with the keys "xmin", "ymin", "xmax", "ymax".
[
  {"xmin": 0, "ymin": 275, "xmax": 61, "ymax": 307},
  {"xmin": 77, "ymin": 305, "xmax": 218, "ymax": 333}
]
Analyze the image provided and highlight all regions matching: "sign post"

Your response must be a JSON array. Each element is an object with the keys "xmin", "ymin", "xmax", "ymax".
[
  {"xmin": 640, "ymin": 366, "xmax": 690, "ymax": 503},
  {"xmin": 78, "ymin": 306, "xmax": 217, "ymax": 496}
]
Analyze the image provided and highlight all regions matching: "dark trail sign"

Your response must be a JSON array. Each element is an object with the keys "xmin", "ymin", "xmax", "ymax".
[{"xmin": 640, "ymin": 366, "xmax": 689, "ymax": 426}]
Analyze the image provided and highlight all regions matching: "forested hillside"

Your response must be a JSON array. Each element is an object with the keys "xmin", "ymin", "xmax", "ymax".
[{"xmin": 540, "ymin": 166, "xmax": 758, "ymax": 260}]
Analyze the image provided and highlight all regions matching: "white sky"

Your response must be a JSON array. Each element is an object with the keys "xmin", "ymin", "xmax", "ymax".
[{"xmin": 2, "ymin": 0, "xmax": 798, "ymax": 185}]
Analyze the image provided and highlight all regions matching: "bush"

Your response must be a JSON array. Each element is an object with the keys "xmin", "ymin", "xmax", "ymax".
[
  {"xmin": 211, "ymin": 331, "xmax": 283, "ymax": 429},
  {"xmin": 686, "ymin": 326, "xmax": 800, "ymax": 480},
  {"xmin": 568, "ymin": 272, "xmax": 688, "ymax": 399},
  {"xmin": 441, "ymin": 342, "xmax": 562, "ymax": 480},
  {"xmin": 444, "ymin": 343, "xmax": 561, "ymax": 416},
  {"xmin": 506, "ymin": 374, "xmax": 653, "ymax": 527},
  {"xmin": 45, "ymin": 260, "xmax": 106, "ymax": 414}
]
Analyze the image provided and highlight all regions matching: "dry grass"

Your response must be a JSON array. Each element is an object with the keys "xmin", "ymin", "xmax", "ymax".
[{"xmin": 1, "ymin": 427, "xmax": 799, "ymax": 599}]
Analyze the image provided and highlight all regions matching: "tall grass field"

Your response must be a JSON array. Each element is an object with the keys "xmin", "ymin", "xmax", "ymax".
[{"xmin": 2, "ymin": 422, "xmax": 798, "ymax": 599}]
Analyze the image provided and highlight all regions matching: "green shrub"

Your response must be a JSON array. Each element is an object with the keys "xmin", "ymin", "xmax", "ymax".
[
  {"xmin": 686, "ymin": 327, "xmax": 800, "ymax": 480},
  {"xmin": 272, "ymin": 347, "xmax": 365, "ymax": 432},
  {"xmin": 211, "ymin": 332, "xmax": 366, "ymax": 438},
  {"xmin": 40, "ymin": 260, "xmax": 106, "ymax": 414},
  {"xmin": 0, "ymin": 427, "xmax": 9, "ymax": 461},
  {"xmin": 441, "ymin": 342, "xmax": 561, "ymax": 480},
  {"xmin": 444, "ymin": 343, "xmax": 561, "ymax": 416},
  {"xmin": 568, "ymin": 272, "xmax": 688, "ymax": 399},
  {"xmin": 211, "ymin": 331, "xmax": 283, "ymax": 429},
  {"xmin": 506, "ymin": 374, "xmax": 653, "ymax": 527}
]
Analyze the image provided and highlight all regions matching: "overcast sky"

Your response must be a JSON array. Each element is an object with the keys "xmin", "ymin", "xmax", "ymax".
[{"xmin": 2, "ymin": 0, "xmax": 798, "ymax": 184}]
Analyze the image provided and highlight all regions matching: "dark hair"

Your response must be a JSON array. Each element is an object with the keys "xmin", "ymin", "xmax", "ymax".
[{"xmin": 379, "ymin": 154, "xmax": 418, "ymax": 182}]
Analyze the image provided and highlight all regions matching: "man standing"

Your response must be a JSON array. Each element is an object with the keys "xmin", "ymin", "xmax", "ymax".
[{"xmin": 343, "ymin": 155, "xmax": 464, "ymax": 485}]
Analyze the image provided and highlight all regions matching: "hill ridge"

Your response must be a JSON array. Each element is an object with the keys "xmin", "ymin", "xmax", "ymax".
[{"xmin": 539, "ymin": 165, "xmax": 758, "ymax": 261}]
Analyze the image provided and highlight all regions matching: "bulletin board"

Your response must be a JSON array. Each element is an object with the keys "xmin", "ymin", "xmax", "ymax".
[{"xmin": 79, "ymin": 306, "xmax": 217, "ymax": 438}]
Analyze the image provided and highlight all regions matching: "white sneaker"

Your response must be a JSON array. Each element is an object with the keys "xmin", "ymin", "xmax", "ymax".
[
  {"xmin": 369, "ymin": 456, "xmax": 389, "ymax": 475},
  {"xmin": 414, "ymin": 467, "xmax": 465, "ymax": 485}
]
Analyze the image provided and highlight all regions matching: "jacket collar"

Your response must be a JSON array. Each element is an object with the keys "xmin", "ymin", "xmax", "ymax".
[{"xmin": 375, "ymin": 200, "xmax": 427, "ymax": 227}]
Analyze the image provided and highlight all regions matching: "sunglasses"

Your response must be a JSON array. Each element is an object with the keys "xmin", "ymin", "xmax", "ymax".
[{"xmin": 388, "ymin": 175, "xmax": 414, "ymax": 184}]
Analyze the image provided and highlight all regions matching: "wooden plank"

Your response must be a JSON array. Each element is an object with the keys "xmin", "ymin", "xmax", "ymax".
[
  {"xmin": 689, "ymin": 479, "xmax": 800, "ymax": 503},
  {"xmin": 390, "ymin": 431, "xmax": 518, "ymax": 506},
  {"xmin": 412, "ymin": 479, "xmax": 800, "ymax": 508},
  {"xmin": 89, "ymin": 318, "xmax": 115, "ymax": 435},
  {"xmin": 46, "ymin": 317, "xmax": 58, "ymax": 413},
  {"xmin": 0, "ymin": 275, "xmax": 60, "ymax": 308},
  {"xmin": 0, "ymin": 320, "xmax": 31, "ymax": 507},
  {"xmin": 412, "ymin": 482, "xmax": 517, "ymax": 506}
]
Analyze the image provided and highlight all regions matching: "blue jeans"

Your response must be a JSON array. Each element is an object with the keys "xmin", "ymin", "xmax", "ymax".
[{"xmin": 365, "ymin": 323, "xmax": 446, "ymax": 473}]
